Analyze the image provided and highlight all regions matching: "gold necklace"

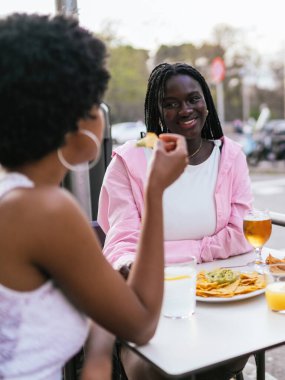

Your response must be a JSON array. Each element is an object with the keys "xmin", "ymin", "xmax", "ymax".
[{"xmin": 188, "ymin": 139, "xmax": 203, "ymax": 159}]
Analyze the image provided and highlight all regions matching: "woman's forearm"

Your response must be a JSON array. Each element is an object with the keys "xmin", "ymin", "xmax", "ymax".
[
  {"xmin": 126, "ymin": 137, "xmax": 188, "ymax": 338},
  {"xmin": 127, "ymin": 184, "xmax": 164, "ymax": 317}
]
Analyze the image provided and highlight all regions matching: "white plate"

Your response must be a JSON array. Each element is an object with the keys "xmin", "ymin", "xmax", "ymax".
[{"xmin": 196, "ymin": 288, "xmax": 265, "ymax": 303}]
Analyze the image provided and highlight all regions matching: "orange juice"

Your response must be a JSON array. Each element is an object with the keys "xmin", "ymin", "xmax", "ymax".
[{"xmin": 265, "ymin": 282, "xmax": 285, "ymax": 311}]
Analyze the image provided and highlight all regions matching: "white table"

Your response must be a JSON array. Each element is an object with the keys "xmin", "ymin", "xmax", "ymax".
[{"xmin": 124, "ymin": 247, "xmax": 285, "ymax": 379}]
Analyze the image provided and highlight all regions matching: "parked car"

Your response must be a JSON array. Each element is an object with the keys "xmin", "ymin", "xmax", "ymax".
[{"xmin": 111, "ymin": 121, "xmax": 146, "ymax": 145}]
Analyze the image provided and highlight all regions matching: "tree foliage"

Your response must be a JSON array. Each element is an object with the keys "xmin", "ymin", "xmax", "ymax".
[
  {"xmin": 100, "ymin": 24, "xmax": 284, "ymax": 124},
  {"xmin": 104, "ymin": 45, "xmax": 149, "ymax": 123}
]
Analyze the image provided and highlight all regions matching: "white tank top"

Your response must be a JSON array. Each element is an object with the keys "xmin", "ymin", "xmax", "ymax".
[
  {"xmin": 145, "ymin": 140, "xmax": 220, "ymax": 240},
  {"xmin": 0, "ymin": 173, "xmax": 90, "ymax": 380}
]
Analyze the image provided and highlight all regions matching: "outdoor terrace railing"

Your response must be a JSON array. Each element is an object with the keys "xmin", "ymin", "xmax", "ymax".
[{"xmin": 271, "ymin": 211, "xmax": 285, "ymax": 227}]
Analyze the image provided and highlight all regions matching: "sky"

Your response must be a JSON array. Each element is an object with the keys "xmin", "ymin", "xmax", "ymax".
[{"xmin": 1, "ymin": 0, "xmax": 285, "ymax": 58}]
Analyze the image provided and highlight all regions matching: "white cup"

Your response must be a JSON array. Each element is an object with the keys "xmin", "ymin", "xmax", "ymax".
[{"xmin": 162, "ymin": 256, "xmax": 197, "ymax": 319}]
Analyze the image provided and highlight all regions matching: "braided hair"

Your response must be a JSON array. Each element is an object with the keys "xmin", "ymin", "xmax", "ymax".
[{"xmin": 144, "ymin": 62, "xmax": 223, "ymax": 139}]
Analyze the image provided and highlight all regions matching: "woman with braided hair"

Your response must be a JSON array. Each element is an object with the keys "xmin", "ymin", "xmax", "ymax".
[
  {"xmin": 98, "ymin": 62, "xmax": 252, "ymax": 379},
  {"xmin": 98, "ymin": 62, "xmax": 252, "ymax": 275}
]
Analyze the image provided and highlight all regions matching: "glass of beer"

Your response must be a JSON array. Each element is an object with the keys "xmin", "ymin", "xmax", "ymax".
[{"xmin": 243, "ymin": 209, "xmax": 272, "ymax": 265}]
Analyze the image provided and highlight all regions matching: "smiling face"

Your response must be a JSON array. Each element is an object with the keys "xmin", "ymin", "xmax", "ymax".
[{"xmin": 160, "ymin": 74, "xmax": 208, "ymax": 140}]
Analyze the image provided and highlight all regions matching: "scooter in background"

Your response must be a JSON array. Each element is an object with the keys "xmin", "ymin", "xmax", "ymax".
[{"xmin": 244, "ymin": 119, "xmax": 285, "ymax": 166}]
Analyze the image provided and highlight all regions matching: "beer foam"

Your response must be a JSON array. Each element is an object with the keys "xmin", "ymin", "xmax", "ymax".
[
  {"xmin": 244, "ymin": 216, "xmax": 271, "ymax": 221},
  {"xmin": 244, "ymin": 212, "xmax": 271, "ymax": 221}
]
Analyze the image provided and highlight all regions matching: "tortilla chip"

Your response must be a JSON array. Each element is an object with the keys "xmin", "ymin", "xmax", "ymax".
[
  {"xmin": 136, "ymin": 132, "xmax": 158, "ymax": 148},
  {"xmin": 265, "ymin": 253, "xmax": 285, "ymax": 265}
]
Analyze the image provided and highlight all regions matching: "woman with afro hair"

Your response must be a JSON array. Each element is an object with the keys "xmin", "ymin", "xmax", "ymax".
[{"xmin": 0, "ymin": 14, "xmax": 188, "ymax": 379}]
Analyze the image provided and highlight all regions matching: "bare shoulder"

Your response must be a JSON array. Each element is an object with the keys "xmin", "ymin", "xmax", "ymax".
[
  {"xmin": 1, "ymin": 183, "xmax": 75, "ymax": 207},
  {"xmin": 26, "ymin": 185, "xmax": 80, "ymax": 212},
  {"xmin": 10, "ymin": 185, "xmax": 84, "ymax": 218},
  {"xmin": 0, "ymin": 185, "xmax": 92, "ymax": 251},
  {"xmin": 29, "ymin": 186, "xmax": 91, "ymax": 236}
]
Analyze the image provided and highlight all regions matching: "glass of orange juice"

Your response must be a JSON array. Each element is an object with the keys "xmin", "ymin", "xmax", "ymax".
[{"xmin": 265, "ymin": 264, "xmax": 285, "ymax": 313}]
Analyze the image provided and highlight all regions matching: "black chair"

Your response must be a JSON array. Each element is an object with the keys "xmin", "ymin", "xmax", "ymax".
[
  {"xmin": 91, "ymin": 220, "xmax": 106, "ymax": 246},
  {"xmin": 89, "ymin": 103, "xmax": 112, "ymax": 220},
  {"xmin": 236, "ymin": 371, "xmax": 244, "ymax": 380},
  {"xmin": 63, "ymin": 221, "xmax": 106, "ymax": 380},
  {"xmin": 63, "ymin": 104, "xmax": 112, "ymax": 379}
]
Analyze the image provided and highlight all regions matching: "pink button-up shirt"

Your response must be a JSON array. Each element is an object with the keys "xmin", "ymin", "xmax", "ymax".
[{"xmin": 98, "ymin": 136, "xmax": 253, "ymax": 267}]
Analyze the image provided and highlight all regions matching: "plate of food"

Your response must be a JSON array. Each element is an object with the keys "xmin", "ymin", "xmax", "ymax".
[
  {"xmin": 266, "ymin": 253, "xmax": 285, "ymax": 266},
  {"xmin": 196, "ymin": 268, "xmax": 266, "ymax": 303}
]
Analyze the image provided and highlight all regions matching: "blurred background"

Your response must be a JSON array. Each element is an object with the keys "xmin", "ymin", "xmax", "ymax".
[
  {"xmin": 1, "ymin": 1, "xmax": 285, "ymax": 378},
  {"xmin": 1, "ymin": 0, "xmax": 285, "ymax": 240},
  {"xmin": 1, "ymin": 0, "xmax": 284, "ymax": 234},
  {"xmin": 2, "ymin": 1, "xmax": 285, "ymax": 128}
]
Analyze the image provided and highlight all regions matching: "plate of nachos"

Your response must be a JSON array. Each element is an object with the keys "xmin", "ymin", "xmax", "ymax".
[{"xmin": 196, "ymin": 268, "xmax": 266, "ymax": 302}]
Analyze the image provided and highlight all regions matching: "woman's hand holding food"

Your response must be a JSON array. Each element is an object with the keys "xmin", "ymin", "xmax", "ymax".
[{"xmin": 147, "ymin": 133, "xmax": 188, "ymax": 194}]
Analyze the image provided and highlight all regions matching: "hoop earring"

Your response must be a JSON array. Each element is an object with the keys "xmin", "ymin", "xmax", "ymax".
[
  {"xmin": 159, "ymin": 119, "xmax": 164, "ymax": 132},
  {"xmin": 57, "ymin": 129, "xmax": 101, "ymax": 172}
]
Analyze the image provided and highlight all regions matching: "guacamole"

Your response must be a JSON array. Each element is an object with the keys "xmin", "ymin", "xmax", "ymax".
[{"xmin": 205, "ymin": 268, "xmax": 240, "ymax": 284}]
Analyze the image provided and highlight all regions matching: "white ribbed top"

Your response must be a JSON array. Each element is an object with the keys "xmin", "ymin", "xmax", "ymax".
[
  {"xmin": 0, "ymin": 173, "xmax": 90, "ymax": 380},
  {"xmin": 145, "ymin": 140, "xmax": 221, "ymax": 240}
]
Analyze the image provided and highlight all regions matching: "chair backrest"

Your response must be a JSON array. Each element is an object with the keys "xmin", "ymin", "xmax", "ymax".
[
  {"xmin": 89, "ymin": 103, "xmax": 112, "ymax": 219},
  {"xmin": 91, "ymin": 220, "xmax": 106, "ymax": 247},
  {"xmin": 61, "ymin": 104, "xmax": 112, "ymax": 220},
  {"xmin": 63, "ymin": 221, "xmax": 106, "ymax": 380}
]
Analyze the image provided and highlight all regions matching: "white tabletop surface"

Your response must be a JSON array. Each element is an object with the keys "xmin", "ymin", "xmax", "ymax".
[{"xmin": 126, "ymin": 247, "xmax": 285, "ymax": 378}]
